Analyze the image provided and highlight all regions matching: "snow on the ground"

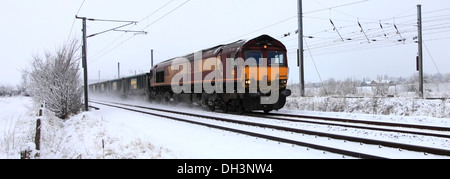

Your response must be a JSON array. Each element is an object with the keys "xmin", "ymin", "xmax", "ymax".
[
  {"xmin": 95, "ymin": 103, "xmax": 344, "ymax": 159},
  {"xmin": 48, "ymin": 110, "xmax": 177, "ymax": 159},
  {"xmin": 286, "ymin": 96, "xmax": 450, "ymax": 119},
  {"xmin": 91, "ymin": 95, "xmax": 450, "ymax": 158},
  {"xmin": 0, "ymin": 96, "xmax": 176, "ymax": 159},
  {"xmin": 0, "ymin": 96, "xmax": 36, "ymax": 159},
  {"xmin": 1, "ymin": 95, "xmax": 450, "ymax": 159},
  {"xmin": 0, "ymin": 96, "xmax": 341, "ymax": 159}
]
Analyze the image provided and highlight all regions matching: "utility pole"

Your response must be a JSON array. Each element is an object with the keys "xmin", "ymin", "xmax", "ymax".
[
  {"xmin": 118, "ymin": 62, "xmax": 121, "ymax": 78},
  {"xmin": 298, "ymin": 0, "xmax": 305, "ymax": 97},
  {"xmin": 151, "ymin": 49, "xmax": 154, "ymax": 67},
  {"xmin": 417, "ymin": 4, "xmax": 424, "ymax": 98},
  {"xmin": 80, "ymin": 17, "xmax": 89, "ymax": 111},
  {"xmin": 75, "ymin": 16, "xmax": 147, "ymax": 111}
]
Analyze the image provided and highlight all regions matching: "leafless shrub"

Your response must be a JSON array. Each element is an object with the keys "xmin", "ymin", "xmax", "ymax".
[{"xmin": 27, "ymin": 39, "xmax": 83, "ymax": 119}]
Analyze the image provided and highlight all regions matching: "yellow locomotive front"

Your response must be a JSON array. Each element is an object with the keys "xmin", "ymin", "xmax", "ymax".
[{"xmin": 238, "ymin": 35, "xmax": 291, "ymax": 113}]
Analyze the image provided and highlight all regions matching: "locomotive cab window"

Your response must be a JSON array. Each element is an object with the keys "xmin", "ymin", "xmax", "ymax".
[
  {"xmin": 228, "ymin": 53, "xmax": 236, "ymax": 60},
  {"xmin": 244, "ymin": 50, "xmax": 263, "ymax": 66},
  {"xmin": 268, "ymin": 51, "xmax": 286, "ymax": 66},
  {"xmin": 156, "ymin": 71, "xmax": 165, "ymax": 83}
]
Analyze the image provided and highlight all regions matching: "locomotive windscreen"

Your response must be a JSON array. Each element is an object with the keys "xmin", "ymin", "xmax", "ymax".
[
  {"xmin": 267, "ymin": 51, "xmax": 286, "ymax": 66},
  {"xmin": 244, "ymin": 50, "xmax": 263, "ymax": 65}
]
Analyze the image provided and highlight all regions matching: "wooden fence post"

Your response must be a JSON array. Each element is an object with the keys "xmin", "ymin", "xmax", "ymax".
[
  {"xmin": 35, "ymin": 103, "xmax": 44, "ymax": 157},
  {"xmin": 21, "ymin": 102, "xmax": 44, "ymax": 159},
  {"xmin": 35, "ymin": 118, "xmax": 41, "ymax": 151}
]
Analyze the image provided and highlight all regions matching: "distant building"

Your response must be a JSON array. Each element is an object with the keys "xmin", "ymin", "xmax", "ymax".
[{"xmin": 361, "ymin": 80, "xmax": 395, "ymax": 87}]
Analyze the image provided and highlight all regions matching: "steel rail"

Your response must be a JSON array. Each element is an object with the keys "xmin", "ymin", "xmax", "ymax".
[
  {"xmin": 262, "ymin": 112, "xmax": 450, "ymax": 132},
  {"xmin": 91, "ymin": 100, "xmax": 450, "ymax": 158},
  {"xmin": 247, "ymin": 113, "xmax": 450, "ymax": 139},
  {"xmin": 91, "ymin": 101, "xmax": 384, "ymax": 159}
]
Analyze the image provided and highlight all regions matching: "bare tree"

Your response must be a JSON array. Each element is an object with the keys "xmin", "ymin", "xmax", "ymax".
[
  {"xmin": 28, "ymin": 39, "xmax": 83, "ymax": 119},
  {"xmin": 0, "ymin": 85, "xmax": 14, "ymax": 97},
  {"xmin": 319, "ymin": 78, "xmax": 359, "ymax": 96},
  {"xmin": 16, "ymin": 71, "xmax": 30, "ymax": 96},
  {"xmin": 372, "ymin": 75, "xmax": 390, "ymax": 97},
  {"xmin": 340, "ymin": 78, "xmax": 359, "ymax": 96},
  {"xmin": 444, "ymin": 73, "xmax": 450, "ymax": 82}
]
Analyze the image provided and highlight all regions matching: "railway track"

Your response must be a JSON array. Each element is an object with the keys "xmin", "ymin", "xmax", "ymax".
[
  {"xmin": 258, "ymin": 112, "xmax": 450, "ymax": 132},
  {"xmin": 90, "ymin": 100, "xmax": 450, "ymax": 159},
  {"xmin": 248, "ymin": 112, "xmax": 450, "ymax": 139}
]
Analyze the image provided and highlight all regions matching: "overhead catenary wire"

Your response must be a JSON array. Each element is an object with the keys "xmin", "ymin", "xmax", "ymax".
[
  {"xmin": 67, "ymin": 0, "xmax": 87, "ymax": 41},
  {"xmin": 284, "ymin": 16, "xmax": 412, "ymax": 44},
  {"xmin": 142, "ymin": 0, "xmax": 191, "ymax": 30},
  {"xmin": 90, "ymin": 35, "xmax": 136, "ymax": 65},
  {"xmin": 358, "ymin": 20, "xmax": 371, "ymax": 43},
  {"xmin": 380, "ymin": 20, "xmax": 387, "ymax": 37},
  {"xmin": 139, "ymin": 0, "xmax": 176, "ymax": 25},
  {"xmin": 251, "ymin": 4, "xmax": 449, "ymax": 86},
  {"xmin": 89, "ymin": 1, "xmax": 176, "ymax": 62},
  {"xmin": 330, "ymin": 19, "xmax": 344, "ymax": 42},
  {"xmin": 304, "ymin": 38, "xmax": 326, "ymax": 93},
  {"xmin": 285, "ymin": 8, "xmax": 450, "ymax": 36},
  {"xmin": 221, "ymin": 16, "xmax": 297, "ymax": 44},
  {"xmin": 280, "ymin": 8, "xmax": 450, "ymax": 57},
  {"xmin": 304, "ymin": 0, "xmax": 370, "ymax": 15},
  {"xmin": 76, "ymin": 0, "xmax": 86, "ymax": 15},
  {"xmin": 298, "ymin": 26, "xmax": 417, "ymax": 51},
  {"xmin": 221, "ymin": 0, "xmax": 371, "ymax": 44},
  {"xmin": 423, "ymin": 41, "xmax": 441, "ymax": 75},
  {"xmin": 89, "ymin": 0, "xmax": 191, "ymax": 65},
  {"xmin": 288, "ymin": 25, "xmax": 440, "ymax": 53},
  {"xmin": 312, "ymin": 0, "xmax": 377, "ymax": 21},
  {"xmin": 88, "ymin": 2, "xmax": 450, "ymax": 80},
  {"xmin": 95, "ymin": 2, "xmax": 450, "ymax": 70},
  {"xmin": 301, "ymin": 24, "xmax": 449, "ymax": 55},
  {"xmin": 393, "ymin": 22, "xmax": 406, "ymax": 44},
  {"xmin": 298, "ymin": 33, "xmax": 418, "ymax": 55}
]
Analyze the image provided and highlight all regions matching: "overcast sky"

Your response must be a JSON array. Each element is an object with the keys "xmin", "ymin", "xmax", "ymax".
[{"xmin": 1, "ymin": 0, "xmax": 450, "ymax": 86}]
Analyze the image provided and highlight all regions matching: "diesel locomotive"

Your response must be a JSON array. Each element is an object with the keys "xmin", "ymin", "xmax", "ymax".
[{"xmin": 89, "ymin": 34, "xmax": 291, "ymax": 114}]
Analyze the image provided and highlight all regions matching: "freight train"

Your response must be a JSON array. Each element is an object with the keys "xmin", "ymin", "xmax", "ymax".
[{"xmin": 89, "ymin": 34, "xmax": 291, "ymax": 114}]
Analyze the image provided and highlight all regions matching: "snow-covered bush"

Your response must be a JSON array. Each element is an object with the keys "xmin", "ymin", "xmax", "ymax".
[
  {"xmin": 318, "ymin": 78, "xmax": 359, "ymax": 96},
  {"xmin": 17, "ymin": 72, "xmax": 30, "ymax": 96},
  {"xmin": 0, "ymin": 85, "xmax": 14, "ymax": 97},
  {"xmin": 28, "ymin": 40, "xmax": 83, "ymax": 119}
]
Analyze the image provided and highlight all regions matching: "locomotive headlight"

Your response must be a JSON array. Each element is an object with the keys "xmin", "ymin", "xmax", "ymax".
[
  {"xmin": 245, "ymin": 80, "xmax": 252, "ymax": 85},
  {"xmin": 281, "ymin": 80, "xmax": 287, "ymax": 84}
]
